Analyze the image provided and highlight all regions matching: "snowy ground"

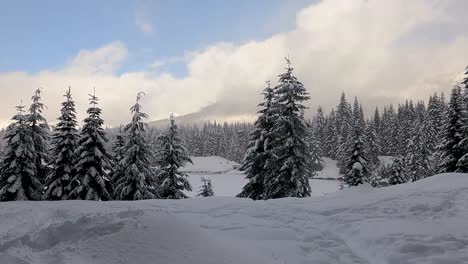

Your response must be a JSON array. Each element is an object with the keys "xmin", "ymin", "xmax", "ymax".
[
  {"xmin": 185, "ymin": 156, "xmax": 341, "ymax": 197},
  {"xmin": 1, "ymin": 173, "xmax": 468, "ymax": 264}
]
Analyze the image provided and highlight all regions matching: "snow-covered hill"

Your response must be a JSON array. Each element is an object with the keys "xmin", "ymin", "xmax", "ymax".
[{"xmin": 1, "ymin": 173, "xmax": 467, "ymax": 264}]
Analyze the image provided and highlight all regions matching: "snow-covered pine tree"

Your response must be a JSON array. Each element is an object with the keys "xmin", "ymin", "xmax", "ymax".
[
  {"xmin": 114, "ymin": 93, "xmax": 159, "ymax": 200},
  {"xmin": 343, "ymin": 129, "xmax": 370, "ymax": 186},
  {"xmin": 0, "ymin": 104, "xmax": 41, "ymax": 201},
  {"xmin": 27, "ymin": 88, "xmax": 50, "ymax": 186},
  {"xmin": 364, "ymin": 121, "xmax": 381, "ymax": 169},
  {"xmin": 456, "ymin": 66, "xmax": 468, "ymax": 172},
  {"xmin": 405, "ymin": 122, "xmax": 432, "ymax": 181},
  {"xmin": 438, "ymin": 85, "xmax": 464, "ymax": 173},
  {"xmin": 335, "ymin": 93, "xmax": 354, "ymax": 173},
  {"xmin": 388, "ymin": 156, "xmax": 408, "ymax": 185},
  {"xmin": 197, "ymin": 177, "xmax": 214, "ymax": 197},
  {"xmin": 43, "ymin": 88, "xmax": 79, "ymax": 200},
  {"xmin": 307, "ymin": 125, "xmax": 323, "ymax": 173},
  {"xmin": 110, "ymin": 125, "xmax": 126, "ymax": 184},
  {"xmin": 156, "ymin": 114, "xmax": 192, "ymax": 199},
  {"xmin": 263, "ymin": 58, "xmax": 312, "ymax": 198},
  {"xmin": 112, "ymin": 125, "xmax": 126, "ymax": 165},
  {"xmin": 238, "ymin": 80, "xmax": 275, "ymax": 200},
  {"xmin": 68, "ymin": 91, "xmax": 113, "ymax": 200},
  {"xmin": 315, "ymin": 106, "xmax": 326, "ymax": 151},
  {"xmin": 323, "ymin": 110, "xmax": 339, "ymax": 159}
]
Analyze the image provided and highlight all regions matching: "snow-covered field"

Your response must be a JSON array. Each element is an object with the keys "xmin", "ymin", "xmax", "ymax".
[
  {"xmin": 1, "ymin": 173, "xmax": 468, "ymax": 263},
  {"xmin": 185, "ymin": 156, "xmax": 341, "ymax": 197}
]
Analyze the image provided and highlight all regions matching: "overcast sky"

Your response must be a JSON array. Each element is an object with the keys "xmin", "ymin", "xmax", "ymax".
[{"xmin": 0, "ymin": 0, "xmax": 467, "ymax": 127}]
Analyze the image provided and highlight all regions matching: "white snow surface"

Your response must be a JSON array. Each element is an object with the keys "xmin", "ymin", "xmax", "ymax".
[
  {"xmin": 181, "ymin": 156, "xmax": 240, "ymax": 173},
  {"xmin": 1, "ymin": 173, "xmax": 468, "ymax": 264},
  {"xmin": 315, "ymin": 157, "xmax": 341, "ymax": 179},
  {"xmin": 185, "ymin": 156, "xmax": 340, "ymax": 197}
]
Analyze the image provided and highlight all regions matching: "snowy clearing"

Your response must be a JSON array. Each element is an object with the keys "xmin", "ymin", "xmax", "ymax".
[
  {"xmin": 181, "ymin": 156, "xmax": 240, "ymax": 173},
  {"xmin": 1, "ymin": 173, "xmax": 467, "ymax": 264},
  {"xmin": 185, "ymin": 156, "xmax": 341, "ymax": 197}
]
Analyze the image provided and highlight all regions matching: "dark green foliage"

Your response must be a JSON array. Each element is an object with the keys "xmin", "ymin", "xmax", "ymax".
[
  {"xmin": 114, "ymin": 93, "xmax": 159, "ymax": 200},
  {"xmin": 197, "ymin": 177, "xmax": 214, "ymax": 197},
  {"xmin": 68, "ymin": 92, "xmax": 113, "ymax": 200},
  {"xmin": 156, "ymin": 115, "xmax": 192, "ymax": 199},
  {"xmin": 263, "ymin": 59, "xmax": 312, "ymax": 198},
  {"xmin": 44, "ymin": 88, "xmax": 79, "ymax": 200},
  {"xmin": 238, "ymin": 81, "xmax": 275, "ymax": 200},
  {"xmin": 0, "ymin": 105, "xmax": 41, "ymax": 201}
]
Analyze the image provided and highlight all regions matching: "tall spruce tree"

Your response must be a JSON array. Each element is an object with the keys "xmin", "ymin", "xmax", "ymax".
[
  {"xmin": 323, "ymin": 110, "xmax": 339, "ymax": 159},
  {"xmin": 238, "ymin": 81, "xmax": 275, "ymax": 199},
  {"xmin": 263, "ymin": 58, "xmax": 312, "ymax": 198},
  {"xmin": 336, "ymin": 93, "xmax": 354, "ymax": 173},
  {"xmin": 156, "ymin": 114, "xmax": 192, "ymax": 199},
  {"xmin": 115, "ymin": 93, "xmax": 159, "ymax": 200},
  {"xmin": 68, "ymin": 91, "xmax": 113, "ymax": 200},
  {"xmin": 0, "ymin": 104, "xmax": 41, "ymax": 201},
  {"xmin": 438, "ymin": 85, "xmax": 464, "ymax": 173},
  {"xmin": 388, "ymin": 156, "xmax": 408, "ymax": 185},
  {"xmin": 343, "ymin": 129, "xmax": 370, "ymax": 186},
  {"xmin": 44, "ymin": 88, "xmax": 79, "ymax": 200},
  {"xmin": 27, "ymin": 88, "xmax": 50, "ymax": 186},
  {"xmin": 307, "ymin": 125, "xmax": 323, "ymax": 173}
]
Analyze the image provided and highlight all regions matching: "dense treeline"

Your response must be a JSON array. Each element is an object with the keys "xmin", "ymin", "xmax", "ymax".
[
  {"xmin": 239, "ymin": 64, "xmax": 468, "ymax": 199},
  {"xmin": 310, "ymin": 91, "xmax": 447, "ymax": 187},
  {"xmin": 0, "ymin": 88, "xmax": 193, "ymax": 201},
  {"xmin": 0, "ymin": 61, "xmax": 467, "ymax": 201},
  {"xmin": 145, "ymin": 122, "xmax": 252, "ymax": 164}
]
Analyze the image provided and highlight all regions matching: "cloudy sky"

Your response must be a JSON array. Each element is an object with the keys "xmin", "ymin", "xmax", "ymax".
[{"xmin": 0, "ymin": 0, "xmax": 467, "ymax": 127}]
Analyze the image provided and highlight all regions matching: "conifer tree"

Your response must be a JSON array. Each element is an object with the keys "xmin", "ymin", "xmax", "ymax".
[
  {"xmin": 197, "ymin": 177, "xmax": 214, "ymax": 197},
  {"xmin": 438, "ymin": 86, "xmax": 464, "ymax": 173},
  {"xmin": 307, "ymin": 125, "xmax": 323, "ymax": 173},
  {"xmin": 0, "ymin": 104, "xmax": 41, "ymax": 201},
  {"xmin": 315, "ymin": 106, "xmax": 326, "ymax": 151},
  {"xmin": 112, "ymin": 125, "xmax": 126, "ymax": 166},
  {"xmin": 343, "ymin": 130, "xmax": 370, "ymax": 186},
  {"xmin": 111, "ymin": 125, "xmax": 126, "ymax": 184},
  {"xmin": 323, "ymin": 110, "xmax": 339, "ymax": 159},
  {"xmin": 388, "ymin": 156, "xmax": 408, "ymax": 185},
  {"xmin": 365, "ymin": 122, "xmax": 380, "ymax": 168},
  {"xmin": 456, "ymin": 66, "xmax": 468, "ymax": 172},
  {"xmin": 68, "ymin": 91, "xmax": 113, "ymax": 200},
  {"xmin": 335, "ymin": 93, "xmax": 354, "ymax": 172},
  {"xmin": 156, "ymin": 114, "xmax": 192, "ymax": 199},
  {"xmin": 263, "ymin": 58, "xmax": 312, "ymax": 198},
  {"xmin": 44, "ymin": 88, "xmax": 79, "ymax": 200},
  {"xmin": 238, "ymin": 81, "xmax": 275, "ymax": 199},
  {"xmin": 115, "ymin": 93, "xmax": 159, "ymax": 200},
  {"xmin": 27, "ymin": 88, "xmax": 50, "ymax": 185},
  {"xmin": 405, "ymin": 117, "xmax": 432, "ymax": 180}
]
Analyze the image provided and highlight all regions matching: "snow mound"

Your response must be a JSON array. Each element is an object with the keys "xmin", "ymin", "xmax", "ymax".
[
  {"xmin": 1, "ymin": 173, "xmax": 468, "ymax": 264},
  {"xmin": 181, "ymin": 156, "xmax": 240, "ymax": 173}
]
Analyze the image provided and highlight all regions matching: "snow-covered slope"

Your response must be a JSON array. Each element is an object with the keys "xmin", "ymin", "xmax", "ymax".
[
  {"xmin": 181, "ymin": 156, "xmax": 240, "ymax": 173},
  {"xmin": 1, "ymin": 173, "xmax": 467, "ymax": 264}
]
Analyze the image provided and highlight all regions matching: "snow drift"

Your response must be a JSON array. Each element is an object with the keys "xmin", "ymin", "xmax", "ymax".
[{"xmin": 1, "ymin": 173, "xmax": 467, "ymax": 264}]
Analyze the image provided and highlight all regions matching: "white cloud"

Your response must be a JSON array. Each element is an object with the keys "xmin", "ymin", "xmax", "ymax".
[{"xmin": 0, "ymin": 0, "xmax": 467, "ymax": 127}]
